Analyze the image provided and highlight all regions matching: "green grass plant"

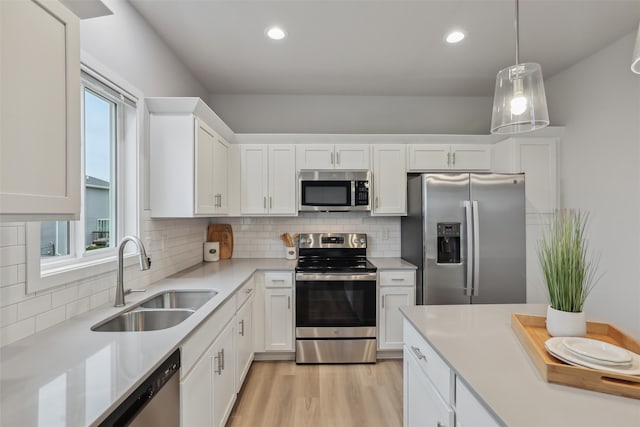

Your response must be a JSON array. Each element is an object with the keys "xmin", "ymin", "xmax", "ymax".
[{"xmin": 538, "ymin": 209, "xmax": 599, "ymax": 313}]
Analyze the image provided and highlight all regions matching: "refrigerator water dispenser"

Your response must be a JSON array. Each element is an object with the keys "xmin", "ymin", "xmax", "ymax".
[{"xmin": 437, "ymin": 223, "xmax": 461, "ymax": 264}]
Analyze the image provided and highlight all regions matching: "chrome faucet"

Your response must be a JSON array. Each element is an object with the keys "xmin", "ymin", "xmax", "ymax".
[{"xmin": 114, "ymin": 235, "xmax": 151, "ymax": 307}]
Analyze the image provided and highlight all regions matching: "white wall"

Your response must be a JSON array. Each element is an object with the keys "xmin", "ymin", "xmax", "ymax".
[
  {"xmin": 545, "ymin": 31, "xmax": 640, "ymax": 336},
  {"xmin": 209, "ymin": 94, "xmax": 492, "ymax": 134},
  {"xmin": 80, "ymin": 0, "xmax": 208, "ymax": 99}
]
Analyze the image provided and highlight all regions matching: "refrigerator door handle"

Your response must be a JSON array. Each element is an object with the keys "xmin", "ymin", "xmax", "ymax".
[
  {"xmin": 472, "ymin": 200, "xmax": 480, "ymax": 296},
  {"xmin": 464, "ymin": 201, "xmax": 473, "ymax": 296}
]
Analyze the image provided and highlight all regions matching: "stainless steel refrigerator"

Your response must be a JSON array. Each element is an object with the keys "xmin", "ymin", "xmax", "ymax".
[{"xmin": 401, "ymin": 173, "xmax": 526, "ymax": 305}]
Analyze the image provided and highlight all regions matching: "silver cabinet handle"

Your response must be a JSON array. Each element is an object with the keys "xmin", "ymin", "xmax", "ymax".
[
  {"xmin": 269, "ymin": 196, "xmax": 272, "ymax": 209},
  {"xmin": 437, "ymin": 422, "xmax": 446, "ymax": 427},
  {"xmin": 447, "ymin": 152, "xmax": 451, "ymax": 166},
  {"xmin": 214, "ymin": 352, "xmax": 222, "ymax": 375},
  {"xmin": 411, "ymin": 345, "xmax": 426, "ymax": 361},
  {"xmin": 375, "ymin": 196, "xmax": 379, "ymax": 209},
  {"xmin": 336, "ymin": 152, "xmax": 340, "ymax": 164},
  {"xmin": 263, "ymin": 196, "xmax": 266, "ymax": 209},
  {"xmin": 452, "ymin": 151, "xmax": 456, "ymax": 166},
  {"xmin": 221, "ymin": 348, "xmax": 225, "ymax": 370},
  {"xmin": 472, "ymin": 200, "xmax": 480, "ymax": 297},
  {"xmin": 391, "ymin": 278, "xmax": 405, "ymax": 281},
  {"xmin": 464, "ymin": 201, "xmax": 473, "ymax": 296},
  {"xmin": 381, "ymin": 295, "xmax": 385, "ymax": 308},
  {"xmin": 239, "ymin": 319, "xmax": 245, "ymax": 336},
  {"xmin": 287, "ymin": 296, "xmax": 291, "ymax": 309}
]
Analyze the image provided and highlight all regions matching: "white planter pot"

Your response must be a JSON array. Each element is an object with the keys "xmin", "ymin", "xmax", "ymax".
[{"xmin": 546, "ymin": 306, "xmax": 587, "ymax": 337}]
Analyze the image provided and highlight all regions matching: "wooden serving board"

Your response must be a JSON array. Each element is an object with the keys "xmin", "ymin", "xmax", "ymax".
[
  {"xmin": 511, "ymin": 313, "xmax": 640, "ymax": 399},
  {"xmin": 207, "ymin": 224, "xmax": 233, "ymax": 260}
]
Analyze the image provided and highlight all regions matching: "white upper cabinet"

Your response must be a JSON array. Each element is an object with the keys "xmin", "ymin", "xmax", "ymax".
[
  {"xmin": 0, "ymin": 0, "xmax": 81, "ymax": 221},
  {"xmin": 372, "ymin": 145, "xmax": 407, "ymax": 215},
  {"xmin": 240, "ymin": 145, "xmax": 296, "ymax": 215},
  {"xmin": 492, "ymin": 137, "xmax": 558, "ymax": 214},
  {"xmin": 148, "ymin": 98, "xmax": 230, "ymax": 217},
  {"xmin": 408, "ymin": 144, "xmax": 491, "ymax": 171},
  {"xmin": 296, "ymin": 144, "xmax": 369, "ymax": 170}
]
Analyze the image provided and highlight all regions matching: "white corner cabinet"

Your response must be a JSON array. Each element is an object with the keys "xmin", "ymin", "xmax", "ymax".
[
  {"xmin": 0, "ymin": 0, "xmax": 81, "ymax": 221},
  {"xmin": 240, "ymin": 145, "xmax": 297, "ymax": 215},
  {"xmin": 407, "ymin": 144, "xmax": 491, "ymax": 172},
  {"xmin": 148, "ymin": 98, "xmax": 230, "ymax": 217},
  {"xmin": 180, "ymin": 276, "xmax": 256, "ymax": 427},
  {"xmin": 492, "ymin": 137, "xmax": 558, "ymax": 215},
  {"xmin": 403, "ymin": 319, "xmax": 499, "ymax": 427},
  {"xmin": 296, "ymin": 144, "xmax": 370, "ymax": 170},
  {"xmin": 372, "ymin": 145, "xmax": 407, "ymax": 215},
  {"xmin": 378, "ymin": 270, "xmax": 415, "ymax": 351}
]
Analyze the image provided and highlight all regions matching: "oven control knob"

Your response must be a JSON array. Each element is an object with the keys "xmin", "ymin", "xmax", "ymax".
[
  {"xmin": 299, "ymin": 238, "xmax": 307, "ymax": 245},
  {"xmin": 359, "ymin": 238, "xmax": 366, "ymax": 244}
]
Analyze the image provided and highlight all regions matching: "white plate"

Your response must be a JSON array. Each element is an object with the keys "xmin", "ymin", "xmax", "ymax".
[
  {"xmin": 562, "ymin": 337, "xmax": 632, "ymax": 364},
  {"xmin": 545, "ymin": 338, "xmax": 640, "ymax": 376}
]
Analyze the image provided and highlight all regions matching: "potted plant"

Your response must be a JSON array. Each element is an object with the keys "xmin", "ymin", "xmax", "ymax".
[{"xmin": 538, "ymin": 209, "xmax": 600, "ymax": 337}]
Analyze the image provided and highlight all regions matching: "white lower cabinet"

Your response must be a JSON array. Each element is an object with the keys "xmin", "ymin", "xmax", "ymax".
[
  {"xmin": 235, "ymin": 296, "xmax": 254, "ymax": 390},
  {"xmin": 378, "ymin": 270, "xmax": 416, "ymax": 351},
  {"xmin": 404, "ymin": 345, "xmax": 454, "ymax": 427},
  {"xmin": 181, "ymin": 319, "xmax": 235, "ymax": 427},
  {"xmin": 264, "ymin": 287, "xmax": 294, "ymax": 351},
  {"xmin": 404, "ymin": 320, "xmax": 500, "ymax": 427}
]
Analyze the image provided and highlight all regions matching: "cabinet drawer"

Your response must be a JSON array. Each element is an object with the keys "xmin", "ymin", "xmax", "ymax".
[
  {"xmin": 236, "ymin": 276, "xmax": 255, "ymax": 310},
  {"xmin": 379, "ymin": 270, "xmax": 415, "ymax": 287},
  {"xmin": 264, "ymin": 271, "xmax": 293, "ymax": 288},
  {"xmin": 404, "ymin": 319, "xmax": 452, "ymax": 405},
  {"xmin": 181, "ymin": 297, "xmax": 235, "ymax": 378}
]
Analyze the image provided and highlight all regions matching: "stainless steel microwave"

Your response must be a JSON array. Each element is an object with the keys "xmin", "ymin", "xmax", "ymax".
[{"xmin": 298, "ymin": 171, "xmax": 371, "ymax": 212}]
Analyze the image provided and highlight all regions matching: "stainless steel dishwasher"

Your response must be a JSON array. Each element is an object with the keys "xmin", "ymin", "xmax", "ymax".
[{"xmin": 99, "ymin": 349, "xmax": 180, "ymax": 427}]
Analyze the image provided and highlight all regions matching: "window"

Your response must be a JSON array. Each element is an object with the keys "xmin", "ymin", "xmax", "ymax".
[{"xmin": 26, "ymin": 64, "xmax": 141, "ymax": 292}]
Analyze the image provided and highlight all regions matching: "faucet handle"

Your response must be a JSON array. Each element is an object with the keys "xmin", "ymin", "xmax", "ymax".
[{"xmin": 125, "ymin": 289, "xmax": 147, "ymax": 295}]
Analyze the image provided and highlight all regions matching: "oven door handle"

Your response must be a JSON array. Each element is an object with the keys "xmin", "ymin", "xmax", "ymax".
[{"xmin": 295, "ymin": 272, "xmax": 377, "ymax": 281}]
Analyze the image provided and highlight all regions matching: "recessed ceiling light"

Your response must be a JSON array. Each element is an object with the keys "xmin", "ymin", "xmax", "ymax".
[
  {"xmin": 445, "ymin": 30, "xmax": 465, "ymax": 44},
  {"xmin": 266, "ymin": 26, "xmax": 287, "ymax": 40}
]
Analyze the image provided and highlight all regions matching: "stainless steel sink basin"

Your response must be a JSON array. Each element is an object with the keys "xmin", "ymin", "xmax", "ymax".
[
  {"xmin": 91, "ymin": 309, "xmax": 195, "ymax": 332},
  {"xmin": 139, "ymin": 290, "xmax": 218, "ymax": 310}
]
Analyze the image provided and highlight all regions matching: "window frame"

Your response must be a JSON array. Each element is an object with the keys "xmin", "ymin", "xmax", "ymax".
[{"xmin": 26, "ymin": 56, "xmax": 144, "ymax": 293}]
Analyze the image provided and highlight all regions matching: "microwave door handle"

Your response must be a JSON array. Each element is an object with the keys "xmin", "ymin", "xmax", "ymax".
[
  {"xmin": 464, "ymin": 201, "xmax": 473, "ymax": 296},
  {"xmin": 351, "ymin": 180, "xmax": 356, "ymax": 207}
]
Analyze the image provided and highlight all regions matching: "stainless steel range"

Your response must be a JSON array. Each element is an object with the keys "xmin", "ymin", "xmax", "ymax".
[{"xmin": 295, "ymin": 233, "xmax": 377, "ymax": 364}]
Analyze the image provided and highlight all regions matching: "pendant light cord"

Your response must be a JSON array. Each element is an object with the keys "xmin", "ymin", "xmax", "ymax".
[{"xmin": 514, "ymin": 0, "xmax": 520, "ymax": 65}]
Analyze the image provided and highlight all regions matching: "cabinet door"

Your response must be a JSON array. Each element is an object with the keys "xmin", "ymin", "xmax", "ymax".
[
  {"xmin": 264, "ymin": 288, "xmax": 294, "ymax": 351},
  {"xmin": 0, "ymin": 0, "xmax": 80, "ymax": 220},
  {"xmin": 240, "ymin": 145, "xmax": 268, "ymax": 214},
  {"xmin": 379, "ymin": 286, "xmax": 415, "ymax": 350},
  {"xmin": 407, "ymin": 144, "xmax": 450, "ymax": 171},
  {"xmin": 195, "ymin": 121, "xmax": 216, "ymax": 215},
  {"xmin": 212, "ymin": 321, "xmax": 236, "ymax": 427},
  {"xmin": 235, "ymin": 298, "xmax": 254, "ymax": 391},
  {"xmin": 335, "ymin": 144, "xmax": 370, "ymax": 170},
  {"xmin": 372, "ymin": 145, "xmax": 407, "ymax": 215},
  {"xmin": 404, "ymin": 347, "xmax": 455, "ymax": 427},
  {"xmin": 296, "ymin": 144, "xmax": 334, "ymax": 170},
  {"xmin": 268, "ymin": 145, "xmax": 297, "ymax": 215},
  {"xmin": 181, "ymin": 344, "xmax": 214, "ymax": 427},
  {"xmin": 451, "ymin": 144, "xmax": 491, "ymax": 170},
  {"xmin": 212, "ymin": 136, "xmax": 229, "ymax": 214},
  {"xmin": 455, "ymin": 377, "xmax": 500, "ymax": 427}
]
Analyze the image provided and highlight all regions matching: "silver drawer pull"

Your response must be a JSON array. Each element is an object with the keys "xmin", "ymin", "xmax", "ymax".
[
  {"xmin": 411, "ymin": 345, "xmax": 426, "ymax": 361},
  {"xmin": 391, "ymin": 278, "xmax": 405, "ymax": 281},
  {"xmin": 437, "ymin": 422, "xmax": 446, "ymax": 427}
]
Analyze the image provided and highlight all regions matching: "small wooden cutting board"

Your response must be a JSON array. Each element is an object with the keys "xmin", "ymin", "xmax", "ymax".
[{"xmin": 207, "ymin": 224, "xmax": 233, "ymax": 260}]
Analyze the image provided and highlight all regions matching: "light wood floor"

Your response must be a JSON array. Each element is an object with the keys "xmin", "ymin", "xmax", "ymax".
[{"xmin": 227, "ymin": 360, "xmax": 403, "ymax": 427}]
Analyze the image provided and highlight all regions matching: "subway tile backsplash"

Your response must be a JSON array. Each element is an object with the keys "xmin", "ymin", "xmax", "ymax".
[{"xmin": 0, "ymin": 211, "xmax": 400, "ymax": 347}]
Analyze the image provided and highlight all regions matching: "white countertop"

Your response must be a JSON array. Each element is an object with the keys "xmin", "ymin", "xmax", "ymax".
[
  {"xmin": 400, "ymin": 304, "xmax": 640, "ymax": 427},
  {"xmin": 0, "ymin": 258, "xmax": 295, "ymax": 427},
  {"xmin": 369, "ymin": 257, "xmax": 417, "ymax": 270}
]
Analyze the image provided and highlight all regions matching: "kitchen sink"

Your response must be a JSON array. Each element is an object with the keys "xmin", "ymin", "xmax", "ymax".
[
  {"xmin": 91, "ymin": 309, "xmax": 195, "ymax": 332},
  {"xmin": 139, "ymin": 290, "xmax": 218, "ymax": 310}
]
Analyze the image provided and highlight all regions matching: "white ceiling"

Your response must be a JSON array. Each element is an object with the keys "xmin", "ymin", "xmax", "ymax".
[{"xmin": 129, "ymin": 0, "xmax": 640, "ymax": 97}]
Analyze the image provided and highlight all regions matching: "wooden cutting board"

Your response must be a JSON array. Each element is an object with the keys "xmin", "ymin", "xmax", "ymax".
[{"xmin": 207, "ymin": 224, "xmax": 233, "ymax": 260}]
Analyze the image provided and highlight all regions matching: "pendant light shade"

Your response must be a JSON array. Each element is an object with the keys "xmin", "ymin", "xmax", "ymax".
[
  {"xmin": 632, "ymin": 22, "xmax": 640, "ymax": 74},
  {"xmin": 490, "ymin": 0, "xmax": 549, "ymax": 134},
  {"xmin": 491, "ymin": 62, "xmax": 549, "ymax": 134}
]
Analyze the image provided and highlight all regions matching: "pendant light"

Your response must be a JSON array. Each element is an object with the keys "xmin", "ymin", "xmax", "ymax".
[
  {"xmin": 490, "ymin": 0, "xmax": 549, "ymax": 134},
  {"xmin": 632, "ymin": 21, "xmax": 640, "ymax": 74}
]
